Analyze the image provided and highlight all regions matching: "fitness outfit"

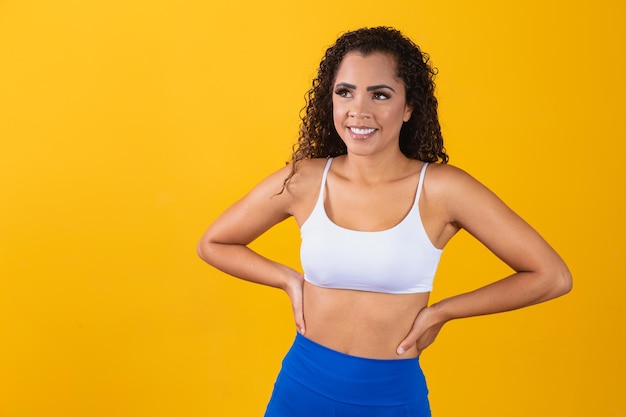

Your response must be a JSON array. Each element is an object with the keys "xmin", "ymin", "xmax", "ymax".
[{"xmin": 264, "ymin": 158, "xmax": 441, "ymax": 417}]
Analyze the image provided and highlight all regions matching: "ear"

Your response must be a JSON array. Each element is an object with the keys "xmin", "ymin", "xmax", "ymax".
[{"xmin": 403, "ymin": 104, "xmax": 413, "ymax": 122}]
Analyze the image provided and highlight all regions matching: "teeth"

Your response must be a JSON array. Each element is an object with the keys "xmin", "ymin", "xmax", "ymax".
[{"xmin": 350, "ymin": 127, "xmax": 375, "ymax": 135}]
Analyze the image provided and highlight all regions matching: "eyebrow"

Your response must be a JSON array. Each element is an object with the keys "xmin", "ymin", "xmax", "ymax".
[{"xmin": 335, "ymin": 82, "xmax": 396, "ymax": 93}]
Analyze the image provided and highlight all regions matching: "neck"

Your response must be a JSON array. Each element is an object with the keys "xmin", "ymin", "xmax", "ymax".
[{"xmin": 340, "ymin": 151, "xmax": 415, "ymax": 184}]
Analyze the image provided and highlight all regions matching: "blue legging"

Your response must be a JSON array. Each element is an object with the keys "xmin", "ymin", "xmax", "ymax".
[{"xmin": 264, "ymin": 333, "xmax": 431, "ymax": 417}]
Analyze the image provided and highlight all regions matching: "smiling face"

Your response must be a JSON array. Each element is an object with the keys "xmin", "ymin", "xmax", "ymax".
[{"xmin": 332, "ymin": 52, "xmax": 413, "ymax": 158}]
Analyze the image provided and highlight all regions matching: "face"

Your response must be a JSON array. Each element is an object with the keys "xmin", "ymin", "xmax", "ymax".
[{"xmin": 332, "ymin": 52, "xmax": 412, "ymax": 157}]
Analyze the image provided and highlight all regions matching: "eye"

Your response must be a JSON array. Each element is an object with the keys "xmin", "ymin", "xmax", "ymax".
[
  {"xmin": 334, "ymin": 88, "xmax": 352, "ymax": 98},
  {"xmin": 372, "ymin": 91, "xmax": 390, "ymax": 100}
]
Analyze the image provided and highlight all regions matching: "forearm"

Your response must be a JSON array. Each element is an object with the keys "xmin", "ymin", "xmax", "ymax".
[
  {"xmin": 197, "ymin": 241, "xmax": 299, "ymax": 290},
  {"xmin": 431, "ymin": 268, "xmax": 572, "ymax": 323}
]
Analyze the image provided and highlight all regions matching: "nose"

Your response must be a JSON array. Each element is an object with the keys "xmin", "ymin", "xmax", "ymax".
[
  {"xmin": 348, "ymin": 96, "xmax": 371, "ymax": 119},
  {"xmin": 349, "ymin": 109, "xmax": 370, "ymax": 119}
]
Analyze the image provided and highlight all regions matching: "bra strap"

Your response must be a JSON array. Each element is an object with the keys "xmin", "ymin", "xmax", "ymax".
[
  {"xmin": 415, "ymin": 162, "xmax": 429, "ymax": 203},
  {"xmin": 317, "ymin": 158, "xmax": 333, "ymax": 204}
]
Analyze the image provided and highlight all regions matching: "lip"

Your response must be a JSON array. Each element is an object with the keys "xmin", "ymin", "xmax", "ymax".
[{"xmin": 347, "ymin": 126, "xmax": 377, "ymax": 139}]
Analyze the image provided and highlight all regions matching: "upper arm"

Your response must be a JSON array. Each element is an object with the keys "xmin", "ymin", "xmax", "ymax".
[
  {"xmin": 439, "ymin": 165, "xmax": 565, "ymax": 274},
  {"xmin": 199, "ymin": 165, "xmax": 295, "ymax": 247}
]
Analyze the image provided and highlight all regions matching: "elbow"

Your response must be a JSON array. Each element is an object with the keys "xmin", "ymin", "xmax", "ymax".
[
  {"xmin": 196, "ymin": 238, "xmax": 215, "ymax": 265},
  {"xmin": 196, "ymin": 241, "xmax": 206, "ymax": 262},
  {"xmin": 546, "ymin": 263, "xmax": 573, "ymax": 299},
  {"xmin": 557, "ymin": 266, "xmax": 573, "ymax": 296}
]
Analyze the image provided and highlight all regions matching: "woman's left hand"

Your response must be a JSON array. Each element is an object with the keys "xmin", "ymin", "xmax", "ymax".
[{"xmin": 397, "ymin": 305, "xmax": 447, "ymax": 356}]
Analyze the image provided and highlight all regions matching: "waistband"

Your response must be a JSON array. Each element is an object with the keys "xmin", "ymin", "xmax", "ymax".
[{"xmin": 280, "ymin": 333, "xmax": 429, "ymax": 406}]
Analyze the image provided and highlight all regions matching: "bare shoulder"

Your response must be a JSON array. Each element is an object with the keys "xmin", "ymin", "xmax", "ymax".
[
  {"xmin": 423, "ymin": 162, "xmax": 485, "ymax": 196},
  {"xmin": 241, "ymin": 158, "xmax": 328, "ymax": 211},
  {"xmin": 423, "ymin": 162, "xmax": 510, "ymax": 228},
  {"xmin": 283, "ymin": 158, "xmax": 329, "ymax": 199}
]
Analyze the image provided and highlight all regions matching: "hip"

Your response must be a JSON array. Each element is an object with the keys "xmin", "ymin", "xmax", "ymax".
[{"xmin": 272, "ymin": 333, "xmax": 430, "ymax": 407}]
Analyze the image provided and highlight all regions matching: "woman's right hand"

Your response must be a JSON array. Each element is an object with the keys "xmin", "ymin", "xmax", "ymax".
[
  {"xmin": 282, "ymin": 270, "xmax": 306, "ymax": 335},
  {"xmin": 197, "ymin": 162, "xmax": 320, "ymax": 336}
]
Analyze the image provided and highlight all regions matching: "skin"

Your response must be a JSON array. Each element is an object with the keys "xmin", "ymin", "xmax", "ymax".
[{"xmin": 197, "ymin": 52, "xmax": 572, "ymax": 359}]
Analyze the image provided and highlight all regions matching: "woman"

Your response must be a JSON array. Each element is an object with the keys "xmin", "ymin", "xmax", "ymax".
[{"xmin": 197, "ymin": 27, "xmax": 572, "ymax": 416}]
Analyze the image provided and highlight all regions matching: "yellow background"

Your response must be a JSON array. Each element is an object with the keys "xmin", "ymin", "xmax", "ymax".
[{"xmin": 1, "ymin": 0, "xmax": 624, "ymax": 416}]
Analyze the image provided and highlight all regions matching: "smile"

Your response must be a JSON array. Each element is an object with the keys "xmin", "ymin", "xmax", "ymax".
[{"xmin": 349, "ymin": 127, "xmax": 376, "ymax": 135}]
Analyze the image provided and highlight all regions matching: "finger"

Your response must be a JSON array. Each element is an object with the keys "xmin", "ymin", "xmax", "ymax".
[
  {"xmin": 284, "ymin": 274, "xmax": 306, "ymax": 334},
  {"xmin": 295, "ymin": 310, "xmax": 306, "ymax": 335},
  {"xmin": 292, "ymin": 297, "xmax": 306, "ymax": 335},
  {"xmin": 396, "ymin": 333, "xmax": 418, "ymax": 355}
]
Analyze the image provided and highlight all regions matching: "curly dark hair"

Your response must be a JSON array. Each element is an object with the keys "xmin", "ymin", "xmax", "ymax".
[{"xmin": 284, "ymin": 26, "xmax": 448, "ymax": 186}]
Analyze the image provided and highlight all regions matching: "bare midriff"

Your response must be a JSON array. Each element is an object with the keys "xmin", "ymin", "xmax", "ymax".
[{"xmin": 302, "ymin": 280, "xmax": 430, "ymax": 359}]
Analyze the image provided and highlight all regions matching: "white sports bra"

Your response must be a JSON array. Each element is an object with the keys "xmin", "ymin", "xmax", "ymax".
[{"xmin": 300, "ymin": 158, "xmax": 442, "ymax": 294}]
